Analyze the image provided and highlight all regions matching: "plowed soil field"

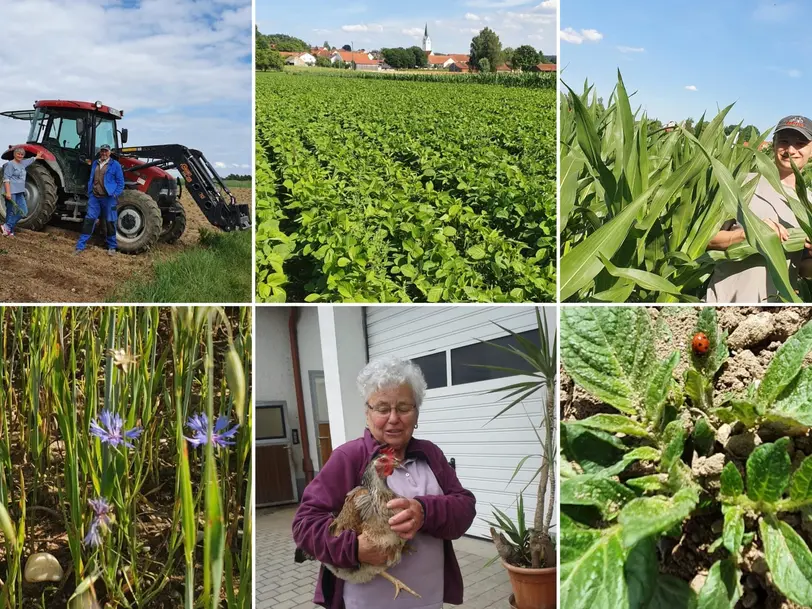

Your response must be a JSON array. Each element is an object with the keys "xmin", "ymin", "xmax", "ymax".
[{"xmin": 0, "ymin": 187, "xmax": 251, "ymax": 302}]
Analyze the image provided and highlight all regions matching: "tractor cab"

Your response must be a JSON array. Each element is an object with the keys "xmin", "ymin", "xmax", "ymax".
[{"xmin": 1, "ymin": 100, "xmax": 128, "ymax": 195}]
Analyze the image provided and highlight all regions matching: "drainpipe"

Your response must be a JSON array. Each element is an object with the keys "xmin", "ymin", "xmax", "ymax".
[{"xmin": 289, "ymin": 308, "xmax": 314, "ymax": 484}]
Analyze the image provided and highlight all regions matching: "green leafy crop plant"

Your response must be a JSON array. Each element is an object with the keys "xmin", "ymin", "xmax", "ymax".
[
  {"xmin": 560, "ymin": 71, "xmax": 812, "ymax": 302},
  {"xmin": 561, "ymin": 306, "xmax": 812, "ymax": 608},
  {"xmin": 256, "ymin": 70, "xmax": 556, "ymax": 302}
]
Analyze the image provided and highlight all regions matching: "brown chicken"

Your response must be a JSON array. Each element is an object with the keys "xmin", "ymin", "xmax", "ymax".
[{"xmin": 295, "ymin": 446, "xmax": 421, "ymax": 599}]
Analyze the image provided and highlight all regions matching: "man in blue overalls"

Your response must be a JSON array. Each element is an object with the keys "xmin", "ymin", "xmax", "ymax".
[{"xmin": 75, "ymin": 143, "xmax": 124, "ymax": 255}]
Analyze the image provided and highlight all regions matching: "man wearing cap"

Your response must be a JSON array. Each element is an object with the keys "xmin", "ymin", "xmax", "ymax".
[
  {"xmin": 75, "ymin": 143, "xmax": 124, "ymax": 255},
  {"xmin": 706, "ymin": 115, "xmax": 812, "ymax": 302}
]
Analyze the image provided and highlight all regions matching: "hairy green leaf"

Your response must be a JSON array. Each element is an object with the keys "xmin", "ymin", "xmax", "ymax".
[
  {"xmin": 576, "ymin": 414, "xmax": 652, "ymax": 438},
  {"xmin": 645, "ymin": 351, "xmax": 680, "ymax": 428},
  {"xmin": 791, "ymin": 455, "xmax": 812, "ymax": 502},
  {"xmin": 561, "ymin": 307, "xmax": 655, "ymax": 414},
  {"xmin": 696, "ymin": 559, "xmax": 742, "ymax": 609},
  {"xmin": 661, "ymin": 420, "xmax": 686, "ymax": 472},
  {"xmin": 560, "ymin": 475, "xmax": 636, "ymax": 518},
  {"xmin": 561, "ymin": 530, "xmax": 628, "ymax": 609},
  {"xmin": 618, "ymin": 488, "xmax": 698, "ymax": 549},
  {"xmin": 746, "ymin": 438, "xmax": 790, "ymax": 504},
  {"xmin": 760, "ymin": 517, "xmax": 812, "ymax": 606},
  {"xmin": 693, "ymin": 418, "xmax": 716, "ymax": 457},
  {"xmin": 758, "ymin": 321, "xmax": 812, "ymax": 407},
  {"xmin": 722, "ymin": 505, "xmax": 745, "ymax": 556},
  {"xmin": 720, "ymin": 462, "xmax": 744, "ymax": 498},
  {"xmin": 768, "ymin": 367, "xmax": 812, "ymax": 428}
]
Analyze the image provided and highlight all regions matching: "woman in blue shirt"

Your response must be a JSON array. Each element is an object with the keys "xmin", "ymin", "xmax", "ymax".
[{"xmin": 2, "ymin": 147, "xmax": 44, "ymax": 236}]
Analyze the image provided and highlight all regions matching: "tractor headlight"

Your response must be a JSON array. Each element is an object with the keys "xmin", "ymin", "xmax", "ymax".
[{"xmin": 94, "ymin": 101, "xmax": 102, "ymax": 109}]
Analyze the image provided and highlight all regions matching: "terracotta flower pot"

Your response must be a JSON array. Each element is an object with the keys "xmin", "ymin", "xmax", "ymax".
[{"xmin": 503, "ymin": 561, "xmax": 557, "ymax": 609}]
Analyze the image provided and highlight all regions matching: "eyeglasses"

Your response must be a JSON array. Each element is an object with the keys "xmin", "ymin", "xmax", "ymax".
[{"xmin": 366, "ymin": 402, "xmax": 417, "ymax": 417}]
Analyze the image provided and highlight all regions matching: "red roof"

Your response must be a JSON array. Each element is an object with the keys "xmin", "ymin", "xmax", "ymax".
[
  {"xmin": 279, "ymin": 51, "xmax": 300, "ymax": 57},
  {"xmin": 494, "ymin": 64, "xmax": 512, "ymax": 72},
  {"xmin": 449, "ymin": 62, "xmax": 470, "ymax": 71},
  {"xmin": 532, "ymin": 63, "xmax": 557, "ymax": 72},
  {"xmin": 334, "ymin": 50, "xmax": 376, "ymax": 64}
]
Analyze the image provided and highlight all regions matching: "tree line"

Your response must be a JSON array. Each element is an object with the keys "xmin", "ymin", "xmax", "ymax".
[{"xmin": 254, "ymin": 26, "xmax": 554, "ymax": 73}]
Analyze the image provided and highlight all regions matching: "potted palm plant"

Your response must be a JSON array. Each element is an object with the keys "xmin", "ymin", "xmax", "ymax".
[{"xmin": 479, "ymin": 307, "xmax": 557, "ymax": 609}]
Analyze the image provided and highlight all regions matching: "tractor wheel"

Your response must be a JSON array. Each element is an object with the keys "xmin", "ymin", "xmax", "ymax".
[
  {"xmin": 159, "ymin": 203, "xmax": 186, "ymax": 244},
  {"xmin": 0, "ymin": 163, "xmax": 58, "ymax": 230},
  {"xmin": 115, "ymin": 190, "xmax": 162, "ymax": 254}
]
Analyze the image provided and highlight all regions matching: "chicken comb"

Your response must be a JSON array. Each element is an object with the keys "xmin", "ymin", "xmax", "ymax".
[{"xmin": 378, "ymin": 445, "xmax": 396, "ymax": 456}]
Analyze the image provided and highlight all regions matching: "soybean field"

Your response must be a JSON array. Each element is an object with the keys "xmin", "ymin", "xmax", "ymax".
[{"xmin": 256, "ymin": 70, "xmax": 556, "ymax": 303}]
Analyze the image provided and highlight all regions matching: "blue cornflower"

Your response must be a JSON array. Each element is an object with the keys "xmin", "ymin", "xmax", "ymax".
[
  {"xmin": 89, "ymin": 409, "xmax": 142, "ymax": 448},
  {"xmin": 83, "ymin": 497, "xmax": 114, "ymax": 548},
  {"xmin": 185, "ymin": 413, "xmax": 239, "ymax": 448}
]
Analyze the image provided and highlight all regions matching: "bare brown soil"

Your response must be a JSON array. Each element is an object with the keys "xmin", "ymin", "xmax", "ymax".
[{"xmin": 0, "ymin": 187, "xmax": 251, "ymax": 303}]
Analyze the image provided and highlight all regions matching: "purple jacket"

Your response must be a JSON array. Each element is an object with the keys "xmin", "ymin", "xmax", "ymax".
[{"xmin": 292, "ymin": 429, "xmax": 477, "ymax": 609}]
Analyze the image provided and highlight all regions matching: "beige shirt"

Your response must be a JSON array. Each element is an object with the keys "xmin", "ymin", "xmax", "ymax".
[{"xmin": 706, "ymin": 174, "xmax": 802, "ymax": 303}]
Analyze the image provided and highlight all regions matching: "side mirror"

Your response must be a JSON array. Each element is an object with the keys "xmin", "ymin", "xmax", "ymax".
[{"xmin": 121, "ymin": 128, "xmax": 128, "ymax": 144}]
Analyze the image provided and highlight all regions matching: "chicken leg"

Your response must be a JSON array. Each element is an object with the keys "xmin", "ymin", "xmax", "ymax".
[{"xmin": 379, "ymin": 571, "xmax": 421, "ymax": 599}]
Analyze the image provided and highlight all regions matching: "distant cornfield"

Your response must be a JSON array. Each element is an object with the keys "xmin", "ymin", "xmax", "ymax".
[
  {"xmin": 560, "ymin": 72, "xmax": 812, "ymax": 303},
  {"xmin": 0, "ymin": 307, "xmax": 251, "ymax": 609},
  {"xmin": 283, "ymin": 66, "xmax": 556, "ymax": 88}
]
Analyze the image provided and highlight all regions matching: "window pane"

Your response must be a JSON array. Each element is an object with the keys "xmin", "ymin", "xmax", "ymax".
[
  {"xmin": 411, "ymin": 352, "xmax": 447, "ymax": 390},
  {"xmin": 95, "ymin": 119, "xmax": 116, "ymax": 152},
  {"xmin": 256, "ymin": 404, "xmax": 286, "ymax": 440},
  {"xmin": 451, "ymin": 330, "xmax": 540, "ymax": 385}
]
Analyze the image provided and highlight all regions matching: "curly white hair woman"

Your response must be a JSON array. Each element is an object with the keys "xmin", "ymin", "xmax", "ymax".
[{"xmin": 292, "ymin": 356, "xmax": 476, "ymax": 609}]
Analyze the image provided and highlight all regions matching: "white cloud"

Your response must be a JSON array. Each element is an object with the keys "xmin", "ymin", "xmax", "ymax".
[
  {"xmin": 215, "ymin": 162, "xmax": 227, "ymax": 169},
  {"xmin": 788, "ymin": 68, "xmax": 802, "ymax": 78},
  {"xmin": 581, "ymin": 29, "xmax": 603, "ymax": 41},
  {"xmin": 341, "ymin": 23, "xmax": 383, "ymax": 32},
  {"xmin": 0, "ymin": 0, "xmax": 251, "ymax": 170},
  {"xmin": 537, "ymin": 0, "xmax": 557, "ymax": 8},
  {"xmin": 465, "ymin": 13, "xmax": 481, "ymax": 20},
  {"xmin": 402, "ymin": 27, "xmax": 424, "ymax": 37},
  {"xmin": 685, "ymin": 85, "xmax": 698, "ymax": 91},
  {"xmin": 560, "ymin": 27, "xmax": 603, "ymax": 44},
  {"xmin": 617, "ymin": 45, "xmax": 644, "ymax": 53}
]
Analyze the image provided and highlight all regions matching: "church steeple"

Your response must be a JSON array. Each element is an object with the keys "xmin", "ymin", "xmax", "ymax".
[{"xmin": 422, "ymin": 23, "xmax": 432, "ymax": 53}]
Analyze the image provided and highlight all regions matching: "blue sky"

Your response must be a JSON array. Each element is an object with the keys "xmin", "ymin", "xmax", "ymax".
[
  {"xmin": 561, "ymin": 0, "xmax": 812, "ymax": 132},
  {"xmin": 257, "ymin": 0, "xmax": 557, "ymax": 59},
  {"xmin": 0, "ymin": 0, "xmax": 251, "ymax": 173}
]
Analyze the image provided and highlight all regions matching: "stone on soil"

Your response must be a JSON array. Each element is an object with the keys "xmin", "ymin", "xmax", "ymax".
[
  {"xmin": 727, "ymin": 312, "xmax": 773, "ymax": 350},
  {"xmin": 24, "ymin": 552, "xmax": 63, "ymax": 583}
]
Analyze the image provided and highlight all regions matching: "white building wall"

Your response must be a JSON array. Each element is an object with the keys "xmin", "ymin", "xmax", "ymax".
[
  {"xmin": 256, "ymin": 307, "xmax": 302, "ymax": 477},
  {"xmin": 319, "ymin": 307, "xmax": 368, "ymax": 449},
  {"xmin": 295, "ymin": 307, "xmax": 324, "ymax": 474}
]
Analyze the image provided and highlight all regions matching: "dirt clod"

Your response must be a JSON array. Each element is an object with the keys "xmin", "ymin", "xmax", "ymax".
[{"xmin": 728, "ymin": 312, "xmax": 774, "ymax": 350}]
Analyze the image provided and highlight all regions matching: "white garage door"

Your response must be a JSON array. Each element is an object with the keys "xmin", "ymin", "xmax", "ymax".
[{"xmin": 365, "ymin": 305, "xmax": 554, "ymax": 540}]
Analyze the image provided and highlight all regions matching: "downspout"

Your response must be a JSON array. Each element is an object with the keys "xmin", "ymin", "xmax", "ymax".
[
  {"xmin": 289, "ymin": 308, "xmax": 314, "ymax": 484},
  {"xmin": 361, "ymin": 306, "xmax": 370, "ymax": 362}
]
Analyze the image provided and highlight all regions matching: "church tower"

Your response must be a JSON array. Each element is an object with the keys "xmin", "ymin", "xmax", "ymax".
[{"xmin": 423, "ymin": 23, "xmax": 432, "ymax": 53}]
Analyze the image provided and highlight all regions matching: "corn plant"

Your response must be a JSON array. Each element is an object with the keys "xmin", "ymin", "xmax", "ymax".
[
  {"xmin": 0, "ymin": 307, "xmax": 250, "ymax": 609},
  {"xmin": 561, "ymin": 71, "xmax": 812, "ymax": 302},
  {"xmin": 256, "ymin": 70, "xmax": 556, "ymax": 303},
  {"xmin": 560, "ymin": 306, "xmax": 812, "ymax": 608}
]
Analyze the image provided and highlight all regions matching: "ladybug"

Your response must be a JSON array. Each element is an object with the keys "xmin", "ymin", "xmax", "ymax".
[{"xmin": 692, "ymin": 332, "xmax": 710, "ymax": 355}]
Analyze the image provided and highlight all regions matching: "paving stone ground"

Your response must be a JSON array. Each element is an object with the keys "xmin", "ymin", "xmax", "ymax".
[{"xmin": 256, "ymin": 506, "xmax": 512, "ymax": 609}]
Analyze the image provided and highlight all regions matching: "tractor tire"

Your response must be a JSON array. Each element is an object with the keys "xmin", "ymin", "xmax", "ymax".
[
  {"xmin": 0, "ymin": 163, "xmax": 58, "ymax": 231},
  {"xmin": 159, "ymin": 203, "xmax": 186, "ymax": 244},
  {"xmin": 115, "ymin": 190, "xmax": 162, "ymax": 255}
]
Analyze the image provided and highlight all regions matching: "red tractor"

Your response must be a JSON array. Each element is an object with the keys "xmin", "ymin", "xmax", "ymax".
[{"xmin": 0, "ymin": 100, "xmax": 250, "ymax": 254}]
